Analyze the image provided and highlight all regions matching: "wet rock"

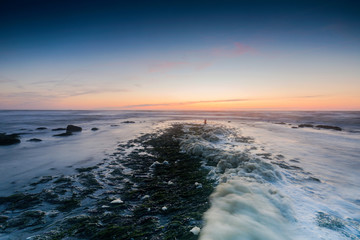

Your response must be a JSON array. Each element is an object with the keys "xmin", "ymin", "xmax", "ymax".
[
  {"xmin": 64, "ymin": 214, "xmax": 91, "ymax": 224},
  {"xmin": 75, "ymin": 166, "xmax": 99, "ymax": 173},
  {"xmin": 110, "ymin": 199, "xmax": 123, "ymax": 204},
  {"xmin": 298, "ymin": 124, "xmax": 314, "ymax": 128},
  {"xmin": 275, "ymin": 122, "xmax": 286, "ymax": 125},
  {"xmin": 190, "ymin": 226, "xmax": 201, "ymax": 235},
  {"xmin": 28, "ymin": 138, "xmax": 42, "ymax": 142},
  {"xmin": 202, "ymin": 132, "xmax": 220, "ymax": 142},
  {"xmin": 36, "ymin": 127, "xmax": 47, "ymax": 130},
  {"xmin": 53, "ymin": 132, "xmax": 72, "ymax": 137},
  {"xmin": 46, "ymin": 210, "xmax": 59, "ymax": 218},
  {"xmin": 6, "ymin": 210, "xmax": 45, "ymax": 229},
  {"xmin": 110, "ymin": 124, "xmax": 119, "ymax": 127},
  {"xmin": 52, "ymin": 128, "xmax": 66, "ymax": 131},
  {"xmin": 316, "ymin": 212, "xmax": 345, "ymax": 230},
  {"xmin": 30, "ymin": 176, "xmax": 53, "ymax": 186},
  {"xmin": 66, "ymin": 125, "xmax": 82, "ymax": 133},
  {"xmin": 0, "ymin": 133, "xmax": 21, "ymax": 145},
  {"xmin": 53, "ymin": 176, "xmax": 72, "ymax": 184},
  {"xmin": 0, "ymin": 193, "xmax": 40, "ymax": 210},
  {"xmin": 122, "ymin": 121, "xmax": 135, "ymax": 124},
  {"xmin": 56, "ymin": 197, "xmax": 80, "ymax": 212},
  {"xmin": 41, "ymin": 189, "xmax": 59, "ymax": 202},
  {"xmin": 91, "ymin": 127, "xmax": 99, "ymax": 131},
  {"xmin": 79, "ymin": 173, "xmax": 101, "ymax": 188},
  {"xmin": 0, "ymin": 215, "xmax": 9, "ymax": 223},
  {"xmin": 315, "ymin": 125, "xmax": 342, "ymax": 131}
]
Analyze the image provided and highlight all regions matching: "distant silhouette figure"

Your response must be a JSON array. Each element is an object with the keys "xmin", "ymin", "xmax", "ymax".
[{"xmin": 204, "ymin": 119, "xmax": 207, "ymax": 124}]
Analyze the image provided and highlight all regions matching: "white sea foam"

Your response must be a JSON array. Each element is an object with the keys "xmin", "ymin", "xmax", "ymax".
[
  {"xmin": 200, "ymin": 180, "xmax": 294, "ymax": 240},
  {"xmin": 178, "ymin": 122, "xmax": 360, "ymax": 240}
]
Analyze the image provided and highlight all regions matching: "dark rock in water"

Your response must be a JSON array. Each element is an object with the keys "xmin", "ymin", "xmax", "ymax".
[
  {"xmin": 298, "ymin": 124, "xmax": 314, "ymax": 128},
  {"xmin": 0, "ymin": 215, "xmax": 9, "ymax": 223},
  {"xmin": 28, "ymin": 138, "xmax": 42, "ymax": 142},
  {"xmin": 316, "ymin": 212, "xmax": 345, "ymax": 230},
  {"xmin": 66, "ymin": 125, "xmax": 82, "ymax": 133},
  {"xmin": 110, "ymin": 124, "xmax": 119, "ymax": 127},
  {"xmin": 292, "ymin": 126, "xmax": 298, "ymax": 129},
  {"xmin": 36, "ymin": 127, "xmax": 47, "ymax": 130},
  {"xmin": 0, "ymin": 193, "xmax": 40, "ymax": 210},
  {"xmin": 0, "ymin": 133, "xmax": 21, "ymax": 145},
  {"xmin": 30, "ymin": 176, "xmax": 53, "ymax": 186},
  {"xmin": 52, "ymin": 128, "xmax": 66, "ymax": 131},
  {"xmin": 91, "ymin": 127, "xmax": 99, "ymax": 131},
  {"xmin": 6, "ymin": 210, "xmax": 45, "ymax": 229},
  {"xmin": 315, "ymin": 125, "xmax": 342, "ymax": 131},
  {"xmin": 121, "ymin": 121, "xmax": 135, "ymax": 124},
  {"xmin": 53, "ymin": 125, "xmax": 81, "ymax": 137},
  {"xmin": 307, "ymin": 176, "xmax": 321, "ymax": 182},
  {"xmin": 75, "ymin": 166, "xmax": 99, "ymax": 173},
  {"xmin": 275, "ymin": 122, "xmax": 286, "ymax": 125},
  {"xmin": 53, "ymin": 132, "xmax": 72, "ymax": 137},
  {"xmin": 56, "ymin": 197, "xmax": 80, "ymax": 212}
]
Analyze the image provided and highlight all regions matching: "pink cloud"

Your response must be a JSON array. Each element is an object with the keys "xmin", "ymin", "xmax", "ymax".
[{"xmin": 211, "ymin": 42, "xmax": 256, "ymax": 58}]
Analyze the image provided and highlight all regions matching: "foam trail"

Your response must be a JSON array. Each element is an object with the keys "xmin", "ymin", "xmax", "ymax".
[
  {"xmin": 178, "ymin": 123, "xmax": 296, "ymax": 239},
  {"xmin": 200, "ymin": 179, "xmax": 293, "ymax": 240}
]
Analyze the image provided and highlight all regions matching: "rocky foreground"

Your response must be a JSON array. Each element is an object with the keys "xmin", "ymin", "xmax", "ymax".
[{"xmin": 0, "ymin": 124, "xmax": 213, "ymax": 239}]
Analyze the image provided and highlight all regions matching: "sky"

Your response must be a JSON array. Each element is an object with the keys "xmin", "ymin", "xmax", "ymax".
[{"xmin": 1, "ymin": 0, "xmax": 360, "ymax": 110}]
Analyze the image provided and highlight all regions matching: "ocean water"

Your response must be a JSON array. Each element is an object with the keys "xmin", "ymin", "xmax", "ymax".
[{"xmin": 0, "ymin": 110, "xmax": 359, "ymax": 239}]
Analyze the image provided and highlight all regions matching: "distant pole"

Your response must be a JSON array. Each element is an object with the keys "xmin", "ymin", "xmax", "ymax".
[{"xmin": 204, "ymin": 119, "xmax": 207, "ymax": 124}]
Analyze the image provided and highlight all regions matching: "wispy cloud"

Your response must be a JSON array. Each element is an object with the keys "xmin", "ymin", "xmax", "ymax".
[
  {"xmin": 120, "ymin": 98, "xmax": 249, "ymax": 109},
  {"xmin": 114, "ymin": 94, "xmax": 329, "ymax": 109},
  {"xmin": 211, "ymin": 42, "xmax": 256, "ymax": 58},
  {"xmin": 0, "ymin": 74, "xmax": 16, "ymax": 83}
]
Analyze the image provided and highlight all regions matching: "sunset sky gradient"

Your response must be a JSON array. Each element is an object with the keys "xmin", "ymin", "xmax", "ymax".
[{"xmin": 1, "ymin": 0, "xmax": 359, "ymax": 110}]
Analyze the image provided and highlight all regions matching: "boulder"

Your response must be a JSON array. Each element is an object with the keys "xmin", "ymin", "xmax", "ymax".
[
  {"xmin": 298, "ymin": 124, "xmax": 314, "ymax": 128},
  {"xmin": 91, "ymin": 127, "xmax": 99, "ymax": 131},
  {"xmin": 0, "ymin": 133, "xmax": 21, "ymax": 145},
  {"xmin": 28, "ymin": 138, "xmax": 42, "ymax": 142},
  {"xmin": 122, "ymin": 121, "xmax": 135, "ymax": 124},
  {"xmin": 36, "ymin": 127, "xmax": 47, "ymax": 130},
  {"xmin": 315, "ymin": 125, "xmax": 342, "ymax": 131},
  {"xmin": 66, "ymin": 125, "xmax": 82, "ymax": 133},
  {"xmin": 53, "ymin": 132, "xmax": 72, "ymax": 137}
]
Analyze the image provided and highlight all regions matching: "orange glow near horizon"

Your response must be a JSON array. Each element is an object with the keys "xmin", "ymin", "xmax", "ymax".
[{"xmin": 52, "ymin": 94, "xmax": 360, "ymax": 111}]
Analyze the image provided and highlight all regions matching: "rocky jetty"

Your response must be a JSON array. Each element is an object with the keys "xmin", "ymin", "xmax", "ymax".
[{"xmin": 0, "ymin": 124, "xmax": 212, "ymax": 239}]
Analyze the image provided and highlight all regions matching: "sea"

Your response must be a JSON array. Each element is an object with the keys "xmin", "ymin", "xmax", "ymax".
[{"xmin": 0, "ymin": 110, "xmax": 359, "ymax": 239}]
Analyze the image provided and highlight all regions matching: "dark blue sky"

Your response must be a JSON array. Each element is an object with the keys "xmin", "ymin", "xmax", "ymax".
[
  {"xmin": 1, "ymin": 0, "xmax": 359, "ymax": 61},
  {"xmin": 1, "ymin": 0, "xmax": 360, "ymax": 109}
]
